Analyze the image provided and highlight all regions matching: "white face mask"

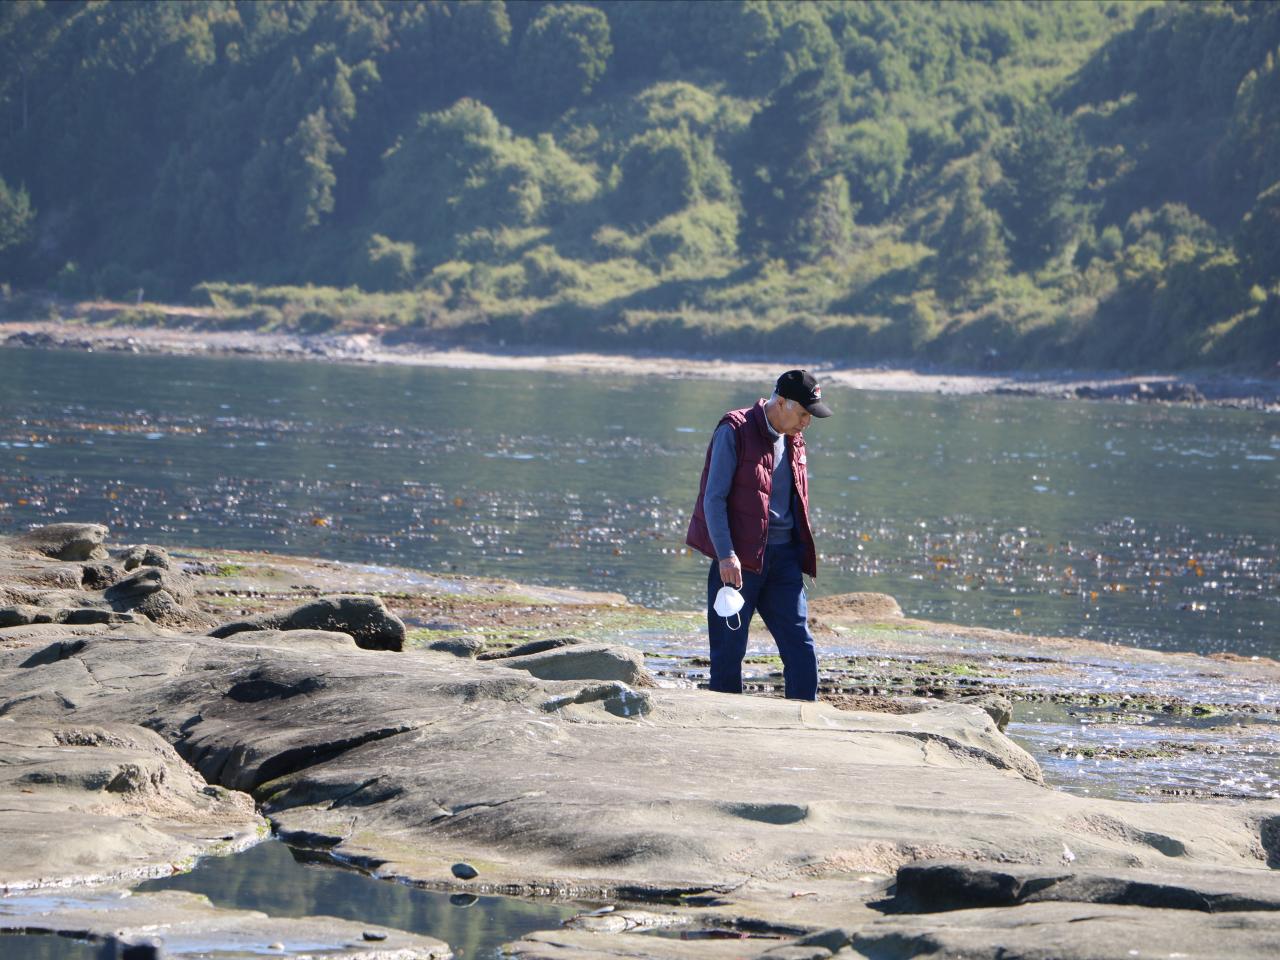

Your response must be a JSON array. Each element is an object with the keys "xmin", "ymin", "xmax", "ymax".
[{"xmin": 713, "ymin": 585, "xmax": 745, "ymax": 631}]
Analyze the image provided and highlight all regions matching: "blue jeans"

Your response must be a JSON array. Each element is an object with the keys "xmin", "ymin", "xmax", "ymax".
[{"xmin": 707, "ymin": 540, "xmax": 818, "ymax": 701}]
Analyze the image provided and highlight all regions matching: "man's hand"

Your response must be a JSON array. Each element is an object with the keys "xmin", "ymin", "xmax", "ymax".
[{"xmin": 718, "ymin": 555, "xmax": 743, "ymax": 589}]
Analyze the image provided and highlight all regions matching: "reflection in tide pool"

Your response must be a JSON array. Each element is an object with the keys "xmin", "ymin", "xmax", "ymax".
[
  {"xmin": 0, "ymin": 348, "xmax": 1276, "ymax": 656},
  {"xmin": 135, "ymin": 839, "xmax": 580, "ymax": 958},
  {"xmin": 0, "ymin": 935, "xmax": 102, "ymax": 960}
]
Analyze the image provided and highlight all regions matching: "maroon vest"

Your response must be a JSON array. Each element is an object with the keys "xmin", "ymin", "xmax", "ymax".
[{"xmin": 685, "ymin": 400, "xmax": 817, "ymax": 576}]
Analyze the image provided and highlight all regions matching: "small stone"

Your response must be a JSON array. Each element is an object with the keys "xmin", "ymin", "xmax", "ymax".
[
  {"xmin": 210, "ymin": 595, "xmax": 406, "ymax": 651},
  {"xmin": 362, "ymin": 931, "xmax": 388, "ymax": 941},
  {"xmin": 79, "ymin": 561, "xmax": 122, "ymax": 589},
  {"xmin": 959, "ymin": 693, "xmax": 1014, "ymax": 732},
  {"xmin": 268, "ymin": 943, "xmax": 285, "ymax": 951},
  {"xmin": 0, "ymin": 605, "xmax": 40, "ymax": 627},
  {"xmin": 118, "ymin": 544, "xmax": 173, "ymax": 571},
  {"xmin": 426, "ymin": 636, "xmax": 486, "ymax": 658},
  {"xmin": 477, "ymin": 636, "xmax": 585, "ymax": 660},
  {"xmin": 451, "ymin": 861, "xmax": 478, "ymax": 880}
]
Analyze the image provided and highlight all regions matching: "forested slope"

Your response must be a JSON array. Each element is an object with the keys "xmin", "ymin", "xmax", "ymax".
[{"xmin": 0, "ymin": 0, "xmax": 1277, "ymax": 370}]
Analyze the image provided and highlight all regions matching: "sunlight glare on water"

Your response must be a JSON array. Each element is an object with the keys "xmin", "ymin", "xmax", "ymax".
[{"xmin": 0, "ymin": 348, "xmax": 1276, "ymax": 656}]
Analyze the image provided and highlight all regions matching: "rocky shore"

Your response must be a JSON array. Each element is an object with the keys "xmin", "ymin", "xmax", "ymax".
[
  {"xmin": 4, "ymin": 317, "xmax": 1278, "ymax": 411},
  {"xmin": 2, "ymin": 523, "xmax": 1279, "ymax": 958}
]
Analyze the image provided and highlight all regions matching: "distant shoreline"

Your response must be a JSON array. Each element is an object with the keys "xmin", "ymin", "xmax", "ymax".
[{"xmin": 2, "ymin": 316, "xmax": 1278, "ymax": 411}]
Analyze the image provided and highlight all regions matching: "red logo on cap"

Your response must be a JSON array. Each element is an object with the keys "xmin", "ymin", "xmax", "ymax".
[{"xmin": 814, "ymin": 386, "xmax": 822, "ymax": 398}]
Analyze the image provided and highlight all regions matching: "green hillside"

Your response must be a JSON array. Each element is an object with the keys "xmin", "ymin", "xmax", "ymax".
[{"xmin": 1, "ymin": 0, "xmax": 1277, "ymax": 370}]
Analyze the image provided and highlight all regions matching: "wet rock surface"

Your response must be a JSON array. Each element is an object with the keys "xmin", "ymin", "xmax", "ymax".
[
  {"xmin": 4, "ymin": 525, "xmax": 1280, "ymax": 959},
  {"xmin": 506, "ymin": 928, "xmax": 786, "ymax": 959},
  {"xmin": 0, "ymin": 889, "xmax": 451, "ymax": 959},
  {"xmin": 808, "ymin": 592, "xmax": 903, "ymax": 622},
  {"xmin": 888, "ymin": 859, "xmax": 1280, "ymax": 913},
  {"xmin": 1073, "ymin": 380, "xmax": 1208, "ymax": 403},
  {"xmin": 849, "ymin": 901, "xmax": 1280, "ymax": 960}
]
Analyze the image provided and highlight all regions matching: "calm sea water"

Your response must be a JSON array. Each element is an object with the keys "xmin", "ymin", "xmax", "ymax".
[
  {"xmin": 136, "ymin": 839, "xmax": 580, "ymax": 958},
  {"xmin": 0, "ymin": 347, "xmax": 1276, "ymax": 656}
]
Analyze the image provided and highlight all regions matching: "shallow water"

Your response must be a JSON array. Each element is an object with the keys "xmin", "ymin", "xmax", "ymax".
[
  {"xmin": 1010, "ymin": 704, "xmax": 1280, "ymax": 802},
  {"xmin": 0, "ymin": 935, "xmax": 103, "ymax": 960},
  {"xmin": 134, "ymin": 838, "xmax": 581, "ymax": 958},
  {"xmin": 1, "ymin": 347, "xmax": 1276, "ymax": 656}
]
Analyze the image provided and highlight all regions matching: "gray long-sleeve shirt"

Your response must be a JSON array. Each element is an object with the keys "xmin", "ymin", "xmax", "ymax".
[{"xmin": 704, "ymin": 414, "xmax": 794, "ymax": 560}]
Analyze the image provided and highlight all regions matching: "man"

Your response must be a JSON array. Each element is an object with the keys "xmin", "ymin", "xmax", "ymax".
[{"xmin": 685, "ymin": 369, "xmax": 832, "ymax": 700}]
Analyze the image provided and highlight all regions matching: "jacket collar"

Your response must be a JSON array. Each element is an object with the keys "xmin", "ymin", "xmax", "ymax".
[
  {"xmin": 748, "ymin": 399, "xmax": 772, "ymax": 443},
  {"xmin": 752, "ymin": 398, "xmax": 804, "ymax": 449}
]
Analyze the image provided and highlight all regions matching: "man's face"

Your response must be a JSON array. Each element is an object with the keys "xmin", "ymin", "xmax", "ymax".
[{"xmin": 776, "ymin": 399, "xmax": 812, "ymax": 436}]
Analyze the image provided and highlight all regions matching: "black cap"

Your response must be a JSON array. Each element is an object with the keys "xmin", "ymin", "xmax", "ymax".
[{"xmin": 775, "ymin": 369, "xmax": 832, "ymax": 418}]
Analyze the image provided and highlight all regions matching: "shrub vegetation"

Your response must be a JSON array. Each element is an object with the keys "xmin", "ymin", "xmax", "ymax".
[{"xmin": 0, "ymin": 0, "xmax": 1277, "ymax": 370}]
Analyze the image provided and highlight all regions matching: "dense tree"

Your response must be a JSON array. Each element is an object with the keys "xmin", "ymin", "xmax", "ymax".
[
  {"xmin": 360, "ymin": 234, "xmax": 416, "ymax": 292},
  {"xmin": 936, "ymin": 170, "xmax": 1007, "ymax": 300},
  {"xmin": 740, "ymin": 64, "xmax": 848, "ymax": 262},
  {"xmin": 0, "ymin": 174, "xmax": 34, "ymax": 257},
  {"xmin": 436, "ymin": 0, "xmax": 513, "ymax": 98},
  {"xmin": 1, "ymin": 0, "xmax": 1277, "ymax": 371},
  {"xmin": 235, "ymin": 142, "xmax": 289, "ymax": 272},
  {"xmin": 839, "ymin": 118, "xmax": 909, "ymax": 221},
  {"xmin": 1067, "ymin": 2, "xmax": 1275, "ymax": 123},
  {"xmin": 1220, "ymin": 46, "xmax": 1280, "ymax": 207},
  {"xmin": 792, "ymin": 171, "xmax": 855, "ymax": 265},
  {"xmin": 1237, "ymin": 182, "xmax": 1280, "ymax": 286},
  {"xmin": 514, "ymin": 4, "xmax": 612, "ymax": 118},
  {"xmin": 283, "ymin": 109, "xmax": 342, "ymax": 235},
  {"xmin": 998, "ymin": 105, "xmax": 1087, "ymax": 268},
  {"xmin": 1064, "ymin": 2, "xmax": 1280, "ymax": 227},
  {"xmin": 1124, "ymin": 203, "xmax": 1218, "ymax": 253},
  {"xmin": 614, "ymin": 126, "xmax": 731, "ymax": 228},
  {"xmin": 374, "ymin": 99, "xmax": 596, "ymax": 263}
]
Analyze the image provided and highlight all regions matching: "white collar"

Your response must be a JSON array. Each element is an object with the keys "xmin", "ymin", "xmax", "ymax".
[{"xmin": 763, "ymin": 403, "xmax": 781, "ymax": 440}]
